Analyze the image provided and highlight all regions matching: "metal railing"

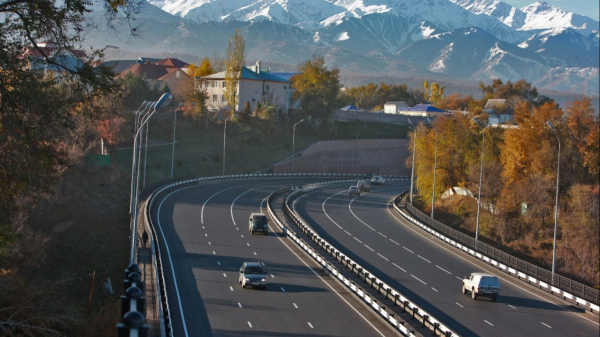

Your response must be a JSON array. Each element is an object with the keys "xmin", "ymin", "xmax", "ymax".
[{"xmin": 397, "ymin": 193, "xmax": 599, "ymax": 310}]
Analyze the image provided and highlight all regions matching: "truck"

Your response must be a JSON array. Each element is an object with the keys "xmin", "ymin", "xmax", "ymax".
[
  {"xmin": 462, "ymin": 272, "xmax": 501, "ymax": 301},
  {"xmin": 357, "ymin": 180, "xmax": 370, "ymax": 193}
]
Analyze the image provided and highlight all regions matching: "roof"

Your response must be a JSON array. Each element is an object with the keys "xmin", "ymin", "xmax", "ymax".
[
  {"xmin": 484, "ymin": 99, "xmax": 506, "ymax": 109},
  {"xmin": 341, "ymin": 105, "xmax": 359, "ymax": 111},
  {"xmin": 202, "ymin": 67, "xmax": 289, "ymax": 83},
  {"xmin": 401, "ymin": 104, "xmax": 445, "ymax": 112},
  {"xmin": 384, "ymin": 101, "xmax": 408, "ymax": 106},
  {"xmin": 116, "ymin": 61, "xmax": 184, "ymax": 80},
  {"xmin": 154, "ymin": 58, "xmax": 189, "ymax": 68},
  {"xmin": 26, "ymin": 47, "xmax": 87, "ymax": 59},
  {"xmin": 29, "ymin": 54, "xmax": 84, "ymax": 72},
  {"xmin": 157, "ymin": 67, "xmax": 190, "ymax": 80},
  {"xmin": 269, "ymin": 72, "xmax": 300, "ymax": 81},
  {"xmin": 244, "ymin": 262, "xmax": 263, "ymax": 267}
]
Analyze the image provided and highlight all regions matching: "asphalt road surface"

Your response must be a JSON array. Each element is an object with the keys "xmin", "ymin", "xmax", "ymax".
[
  {"xmin": 149, "ymin": 178, "xmax": 399, "ymax": 337},
  {"xmin": 291, "ymin": 180, "xmax": 599, "ymax": 337}
]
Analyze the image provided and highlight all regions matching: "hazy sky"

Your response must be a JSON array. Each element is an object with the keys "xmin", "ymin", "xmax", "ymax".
[{"xmin": 502, "ymin": 1, "xmax": 599, "ymax": 21}]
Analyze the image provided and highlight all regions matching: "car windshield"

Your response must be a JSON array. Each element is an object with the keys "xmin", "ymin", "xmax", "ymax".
[
  {"xmin": 253, "ymin": 216, "xmax": 267, "ymax": 224},
  {"xmin": 481, "ymin": 276, "xmax": 500, "ymax": 286},
  {"xmin": 245, "ymin": 267, "xmax": 264, "ymax": 274}
]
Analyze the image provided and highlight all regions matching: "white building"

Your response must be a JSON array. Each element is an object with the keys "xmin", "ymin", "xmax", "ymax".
[{"xmin": 384, "ymin": 101, "xmax": 409, "ymax": 114}]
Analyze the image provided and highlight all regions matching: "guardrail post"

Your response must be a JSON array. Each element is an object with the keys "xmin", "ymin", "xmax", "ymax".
[
  {"xmin": 394, "ymin": 293, "xmax": 399, "ymax": 305},
  {"xmin": 434, "ymin": 322, "xmax": 440, "ymax": 334},
  {"xmin": 364, "ymin": 272, "xmax": 369, "ymax": 283},
  {"xmin": 403, "ymin": 300, "xmax": 408, "ymax": 313},
  {"xmin": 423, "ymin": 314, "xmax": 428, "ymax": 327}
]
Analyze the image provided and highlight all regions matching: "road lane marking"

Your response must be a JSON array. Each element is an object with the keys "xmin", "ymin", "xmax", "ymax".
[
  {"xmin": 217, "ymin": 261, "xmax": 221, "ymax": 266},
  {"xmin": 230, "ymin": 286, "xmax": 233, "ymax": 291},
  {"xmin": 542, "ymin": 322, "xmax": 552, "ymax": 328},
  {"xmin": 247, "ymin": 243, "xmax": 250, "ymax": 246},
  {"xmin": 377, "ymin": 253, "xmax": 389, "ymax": 261},
  {"xmin": 202, "ymin": 226, "xmax": 204, "ymax": 229},
  {"xmin": 238, "ymin": 302, "xmax": 242, "ymax": 308},
  {"xmin": 236, "ymin": 227, "xmax": 239, "ymax": 230},
  {"xmin": 386, "ymin": 201, "xmax": 600, "ymax": 326},
  {"xmin": 281, "ymin": 287, "xmax": 286, "ymax": 292},
  {"xmin": 411, "ymin": 274, "xmax": 427, "ymax": 285},
  {"xmin": 308, "ymin": 322, "xmax": 314, "ymax": 329},
  {"xmin": 389, "ymin": 239, "xmax": 400, "ymax": 245},
  {"xmin": 247, "ymin": 322, "xmax": 252, "ymax": 328},
  {"xmin": 348, "ymin": 198, "xmax": 377, "ymax": 231},
  {"xmin": 260, "ymin": 197, "xmax": 267, "ymax": 213},
  {"xmin": 241, "ymin": 235, "xmax": 243, "ymax": 238},
  {"xmin": 484, "ymin": 320, "xmax": 494, "ymax": 326},
  {"xmin": 202, "ymin": 186, "xmax": 238, "ymax": 224},
  {"xmin": 321, "ymin": 190, "xmax": 347, "ymax": 230},
  {"xmin": 223, "ymin": 273, "xmax": 227, "ymax": 278},
  {"xmin": 456, "ymin": 276, "xmax": 463, "ymax": 281},
  {"xmin": 208, "ymin": 242, "xmax": 211, "ymax": 245},
  {"xmin": 508, "ymin": 305, "xmax": 517, "ymax": 310},
  {"xmin": 293, "ymin": 303, "xmax": 298, "ymax": 308},
  {"xmin": 253, "ymin": 252, "xmax": 257, "ymax": 255},
  {"xmin": 392, "ymin": 263, "xmax": 406, "ymax": 272},
  {"xmin": 344, "ymin": 230, "xmax": 352, "ymax": 236},
  {"xmin": 432, "ymin": 287, "xmax": 439, "ymax": 292},
  {"xmin": 270, "ymin": 274, "xmax": 274, "ymax": 278},
  {"xmin": 230, "ymin": 188, "xmax": 256, "ymax": 229},
  {"xmin": 365, "ymin": 245, "xmax": 375, "ymax": 252},
  {"xmin": 354, "ymin": 237, "xmax": 363, "ymax": 243},
  {"xmin": 435, "ymin": 265, "xmax": 451, "ymax": 274},
  {"xmin": 403, "ymin": 247, "xmax": 414, "ymax": 254},
  {"xmin": 205, "ymin": 233, "xmax": 207, "ymax": 237},
  {"xmin": 456, "ymin": 302, "xmax": 464, "ymax": 308},
  {"xmin": 378, "ymin": 232, "xmax": 387, "ymax": 238},
  {"xmin": 212, "ymin": 251, "xmax": 216, "ymax": 255},
  {"xmin": 418, "ymin": 255, "xmax": 431, "ymax": 263}
]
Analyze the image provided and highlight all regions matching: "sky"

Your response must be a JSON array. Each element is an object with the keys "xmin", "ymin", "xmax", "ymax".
[{"xmin": 502, "ymin": 0, "xmax": 599, "ymax": 21}]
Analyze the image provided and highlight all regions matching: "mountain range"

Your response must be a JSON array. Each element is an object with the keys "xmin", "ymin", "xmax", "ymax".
[{"xmin": 92, "ymin": 0, "xmax": 600, "ymax": 96}]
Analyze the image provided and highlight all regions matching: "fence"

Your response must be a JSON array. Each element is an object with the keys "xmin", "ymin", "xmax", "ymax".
[{"xmin": 400, "ymin": 195, "xmax": 600, "ymax": 308}]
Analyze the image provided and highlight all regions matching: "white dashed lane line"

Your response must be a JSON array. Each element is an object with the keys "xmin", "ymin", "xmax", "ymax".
[
  {"xmin": 389, "ymin": 239, "xmax": 400, "ymax": 245},
  {"xmin": 212, "ymin": 251, "xmax": 216, "ymax": 255},
  {"xmin": 344, "ymin": 230, "xmax": 352, "ymax": 236},
  {"xmin": 435, "ymin": 265, "xmax": 451, "ymax": 274},
  {"xmin": 542, "ymin": 322, "xmax": 552, "ymax": 329},
  {"xmin": 281, "ymin": 287, "xmax": 286, "ymax": 292},
  {"xmin": 432, "ymin": 287, "xmax": 439, "ymax": 292},
  {"xmin": 205, "ymin": 233, "xmax": 208, "ymax": 237},
  {"xmin": 410, "ymin": 274, "xmax": 427, "ymax": 285},
  {"xmin": 253, "ymin": 252, "xmax": 257, "ymax": 255},
  {"xmin": 364, "ymin": 245, "xmax": 375, "ymax": 252},
  {"xmin": 270, "ymin": 274, "xmax": 275, "ymax": 278},
  {"xmin": 377, "ymin": 253, "xmax": 389, "ymax": 261},
  {"xmin": 217, "ymin": 261, "xmax": 221, "ymax": 266},
  {"xmin": 238, "ymin": 302, "xmax": 242, "ymax": 308},
  {"xmin": 208, "ymin": 242, "xmax": 211, "ymax": 245},
  {"xmin": 247, "ymin": 322, "xmax": 252, "ymax": 328},
  {"xmin": 354, "ymin": 237, "xmax": 363, "ymax": 243},
  {"xmin": 508, "ymin": 305, "xmax": 517, "ymax": 310},
  {"xmin": 403, "ymin": 246, "xmax": 414, "ymax": 254},
  {"xmin": 247, "ymin": 243, "xmax": 250, "ymax": 246},
  {"xmin": 223, "ymin": 273, "xmax": 227, "ymax": 278},
  {"xmin": 392, "ymin": 263, "xmax": 406, "ymax": 272},
  {"xmin": 308, "ymin": 322, "xmax": 314, "ymax": 329},
  {"xmin": 456, "ymin": 302, "xmax": 464, "ymax": 308},
  {"xmin": 455, "ymin": 276, "xmax": 463, "ymax": 281},
  {"xmin": 418, "ymin": 255, "xmax": 431, "ymax": 263},
  {"xmin": 484, "ymin": 320, "xmax": 494, "ymax": 327},
  {"xmin": 293, "ymin": 303, "xmax": 298, "ymax": 308},
  {"xmin": 230, "ymin": 286, "xmax": 234, "ymax": 291},
  {"xmin": 378, "ymin": 232, "xmax": 387, "ymax": 238}
]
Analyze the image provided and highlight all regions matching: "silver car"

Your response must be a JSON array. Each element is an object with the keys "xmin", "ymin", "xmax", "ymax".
[{"xmin": 239, "ymin": 261, "xmax": 268, "ymax": 289}]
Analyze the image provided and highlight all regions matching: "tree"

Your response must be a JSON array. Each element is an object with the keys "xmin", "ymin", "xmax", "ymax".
[
  {"xmin": 423, "ymin": 81, "xmax": 444, "ymax": 106},
  {"xmin": 565, "ymin": 98, "xmax": 599, "ymax": 176},
  {"xmin": 97, "ymin": 117, "xmax": 126, "ymax": 156},
  {"xmin": 224, "ymin": 29, "xmax": 245, "ymax": 112},
  {"xmin": 187, "ymin": 57, "xmax": 214, "ymax": 77},
  {"xmin": 291, "ymin": 56, "xmax": 341, "ymax": 124}
]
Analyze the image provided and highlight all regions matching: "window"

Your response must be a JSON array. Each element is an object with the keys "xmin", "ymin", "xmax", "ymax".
[
  {"xmin": 222, "ymin": 81, "xmax": 226, "ymax": 88},
  {"xmin": 211, "ymin": 81, "xmax": 217, "ymax": 88},
  {"xmin": 283, "ymin": 86, "xmax": 287, "ymax": 89},
  {"xmin": 221, "ymin": 94, "xmax": 225, "ymax": 102},
  {"xmin": 176, "ymin": 70, "xmax": 181, "ymax": 78},
  {"xmin": 264, "ymin": 84, "xmax": 270, "ymax": 93},
  {"xmin": 212, "ymin": 94, "xmax": 218, "ymax": 102}
]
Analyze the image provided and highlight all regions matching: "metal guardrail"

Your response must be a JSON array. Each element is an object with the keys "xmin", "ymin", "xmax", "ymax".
[
  {"xmin": 395, "ymin": 193, "xmax": 600, "ymax": 312},
  {"xmin": 272, "ymin": 179, "xmax": 458, "ymax": 337}
]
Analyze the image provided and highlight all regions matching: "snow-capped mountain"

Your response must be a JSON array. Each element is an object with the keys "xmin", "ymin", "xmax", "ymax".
[{"xmin": 93, "ymin": 0, "xmax": 599, "ymax": 96}]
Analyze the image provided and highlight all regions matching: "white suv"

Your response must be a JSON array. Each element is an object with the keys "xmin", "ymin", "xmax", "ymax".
[{"xmin": 462, "ymin": 272, "xmax": 500, "ymax": 301}]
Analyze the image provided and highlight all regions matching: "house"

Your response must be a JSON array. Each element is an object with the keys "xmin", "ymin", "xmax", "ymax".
[
  {"xmin": 25, "ymin": 40, "xmax": 87, "ymax": 81},
  {"xmin": 384, "ymin": 101, "xmax": 409, "ymax": 114},
  {"xmin": 340, "ymin": 105, "xmax": 360, "ymax": 112},
  {"xmin": 116, "ymin": 58, "xmax": 192, "ymax": 94},
  {"xmin": 483, "ymin": 99, "xmax": 512, "ymax": 125},
  {"xmin": 198, "ymin": 61, "xmax": 291, "ymax": 113},
  {"xmin": 398, "ymin": 104, "xmax": 446, "ymax": 117}
]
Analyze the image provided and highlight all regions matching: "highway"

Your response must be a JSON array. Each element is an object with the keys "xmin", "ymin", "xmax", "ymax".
[
  {"xmin": 292, "ymin": 180, "xmax": 599, "ymax": 337},
  {"xmin": 149, "ymin": 178, "xmax": 397, "ymax": 336}
]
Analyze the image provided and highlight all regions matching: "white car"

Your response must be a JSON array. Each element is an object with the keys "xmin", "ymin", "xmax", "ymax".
[{"xmin": 462, "ymin": 272, "xmax": 500, "ymax": 301}]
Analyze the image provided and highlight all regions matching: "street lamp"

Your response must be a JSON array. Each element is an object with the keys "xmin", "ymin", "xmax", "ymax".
[
  {"xmin": 134, "ymin": 101, "xmax": 149, "ymax": 132},
  {"xmin": 130, "ymin": 102, "xmax": 155, "ymax": 214},
  {"xmin": 473, "ymin": 118, "xmax": 488, "ymax": 244},
  {"xmin": 223, "ymin": 114, "xmax": 234, "ymax": 176},
  {"xmin": 408, "ymin": 118, "xmax": 416, "ymax": 204},
  {"xmin": 130, "ymin": 93, "xmax": 172, "ymax": 263},
  {"xmin": 547, "ymin": 121, "xmax": 561, "ymax": 284},
  {"xmin": 171, "ymin": 102, "xmax": 184, "ymax": 178},
  {"xmin": 292, "ymin": 119, "xmax": 304, "ymax": 174},
  {"xmin": 428, "ymin": 118, "xmax": 438, "ymax": 219}
]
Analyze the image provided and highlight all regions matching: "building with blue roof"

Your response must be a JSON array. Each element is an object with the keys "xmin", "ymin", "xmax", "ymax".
[
  {"xmin": 199, "ymin": 61, "xmax": 292, "ymax": 113},
  {"xmin": 398, "ymin": 104, "xmax": 447, "ymax": 117}
]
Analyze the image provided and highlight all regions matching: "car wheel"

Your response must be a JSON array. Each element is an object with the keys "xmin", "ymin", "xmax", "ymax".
[
  {"xmin": 492, "ymin": 295, "xmax": 497, "ymax": 302},
  {"xmin": 471, "ymin": 289, "xmax": 477, "ymax": 300},
  {"xmin": 462, "ymin": 285, "xmax": 467, "ymax": 294}
]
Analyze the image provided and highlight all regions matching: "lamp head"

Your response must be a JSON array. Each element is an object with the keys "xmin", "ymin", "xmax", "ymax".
[
  {"xmin": 155, "ymin": 93, "xmax": 173, "ymax": 110},
  {"xmin": 546, "ymin": 121, "xmax": 556, "ymax": 133}
]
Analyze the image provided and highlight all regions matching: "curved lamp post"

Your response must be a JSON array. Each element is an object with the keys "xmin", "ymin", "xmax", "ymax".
[
  {"xmin": 292, "ymin": 119, "xmax": 304, "ymax": 174},
  {"xmin": 547, "ymin": 121, "xmax": 560, "ymax": 284},
  {"xmin": 171, "ymin": 102, "xmax": 184, "ymax": 178},
  {"xmin": 427, "ymin": 117, "xmax": 438, "ymax": 219},
  {"xmin": 408, "ymin": 118, "xmax": 416, "ymax": 204},
  {"xmin": 130, "ymin": 93, "xmax": 172, "ymax": 263},
  {"xmin": 223, "ymin": 114, "xmax": 233, "ymax": 176},
  {"xmin": 473, "ymin": 118, "xmax": 488, "ymax": 244},
  {"xmin": 130, "ymin": 101, "xmax": 154, "ymax": 214}
]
